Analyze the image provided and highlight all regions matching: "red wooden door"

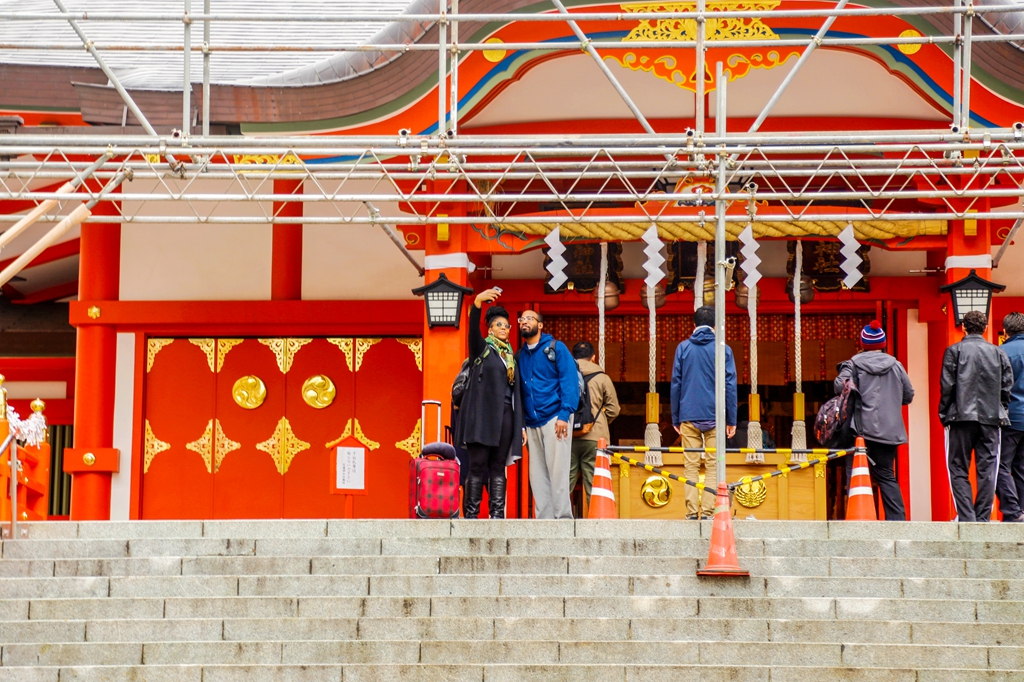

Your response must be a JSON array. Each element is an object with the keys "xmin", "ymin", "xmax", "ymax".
[
  {"xmin": 141, "ymin": 338, "xmax": 215, "ymax": 519},
  {"xmin": 283, "ymin": 338, "xmax": 356, "ymax": 518},
  {"xmin": 213, "ymin": 338, "xmax": 287, "ymax": 518},
  {"xmin": 352, "ymin": 338, "xmax": 422, "ymax": 518}
]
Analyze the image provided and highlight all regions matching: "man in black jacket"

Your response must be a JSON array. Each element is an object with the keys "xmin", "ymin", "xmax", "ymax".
[{"xmin": 939, "ymin": 310, "xmax": 1014, "ymax": 522}]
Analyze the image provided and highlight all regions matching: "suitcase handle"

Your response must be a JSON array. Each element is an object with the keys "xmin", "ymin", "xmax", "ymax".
[{"xmin": 421, "ymin": 400, "xmax": 443, "ymax": 446}]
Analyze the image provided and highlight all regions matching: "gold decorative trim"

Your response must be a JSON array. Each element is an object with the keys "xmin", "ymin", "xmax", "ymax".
[
  {"xmin": 259, "ymin": 338, "xmax": 312, "ymax": 373},
  {"xmin": 189, "ymin": 339, "xmax": 216, "ymax": 372},
  {"xmin": 355, "ymin": 338, "xmax": 382, "ymax": 372},
  {"xmin": 397, "ymin": 338, "xmax": 423, "ymax": 372},
  {"xmin": 325, "ymin": 418, "xmax": 353, "ymax": 449},
  {"xmin": 353, "ymin": 417, "xmax": 380, "ymax": 451},
  {"xmin": 217, "ymin": 339, "xmax": 244, "ymax": 373},
  {"xmin": 256, "ymin": 416, "xmax": 310, "ymax": 475},
  {"xmin": 622, "ymin": 0, "xmax": 780, "ymax": 42},
  {"xmin": 735, "ymin": 478, "xmax": 768, "ymax": 508},
  {"xmin": 147, "ymin": 339, "xmax": 174, "ymax": 373},
  {"xmin": 301, "ymin": 374, "xmax": 336, "ymax": 409},
  {"xmin": 186, "ymin": 419, "xmax": 214, "ymax": 473},
  {"xmin": 327, "ymin": 338, "xmax": 354, "ymax": 372},
  {"xmin": 144, "ymin": 420, "xmax": 171, "ymax": 474},
  {"xmin": 395, "ymin": 419, "xmax": 422, "ymax": 457},
  {"xmin": 815, "ymin": 463, "xmax": 826, "ymax": 478},
  {"xmin": 214, "ymin": 419, "xmax": 240, "ymax": 473},
  {"xmin": 232, "ymin": 375, "xmax": 267, "ymax": 410}
]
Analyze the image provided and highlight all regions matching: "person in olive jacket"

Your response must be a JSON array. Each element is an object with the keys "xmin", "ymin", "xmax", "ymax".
[{"xmin": 454, "ymin": 288, "xmax": 524, "ymax": 518}]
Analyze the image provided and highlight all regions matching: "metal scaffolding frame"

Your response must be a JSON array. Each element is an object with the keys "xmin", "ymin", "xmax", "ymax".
[{"xmin": 1, "ymin": 1, "xmax": 1024, "ymax": 231}]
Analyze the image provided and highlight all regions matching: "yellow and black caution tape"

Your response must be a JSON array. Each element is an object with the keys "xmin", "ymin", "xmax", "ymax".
[
  {"xmin": 610, "ymin": 452, "xmax": 706, "ymax": 492},
  {"xmin": 727, "ymin": 449, "xmax": 852, "ymax": 491},
  {"xmin": 607, "ymin": 445, "xmax": 840, "ymax": 456}
]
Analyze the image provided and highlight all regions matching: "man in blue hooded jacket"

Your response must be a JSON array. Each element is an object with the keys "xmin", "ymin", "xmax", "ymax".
[
  {"xmin": 997, "ymin": 311, "xmax": 1024, "ymax": 522},
  {"xmin": 517, "ymin": 309, "xmax": 581, "ymax": 519},
  {"xmin": 670, "ymin": 305, "xmax": 738, "ymax": 519}
]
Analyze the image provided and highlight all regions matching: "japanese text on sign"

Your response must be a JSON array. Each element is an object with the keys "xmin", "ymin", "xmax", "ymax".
[{"xmin": 335, "ymin": 446, "xmax": 365, "ymax": 490}]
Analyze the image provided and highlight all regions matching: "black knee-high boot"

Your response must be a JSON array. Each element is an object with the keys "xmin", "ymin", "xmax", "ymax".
[
  {"xmin": 463, "ymin": 476, "xmax": 485, "ymax": 519},
  {"xmin": 488, "ymin": 474, "xmax": 507, "ymax": 519}
]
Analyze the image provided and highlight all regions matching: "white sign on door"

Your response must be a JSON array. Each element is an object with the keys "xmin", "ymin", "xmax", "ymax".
[{"xmin": 335, "ymin": 446, "xmax": 365, "ymax": 490}]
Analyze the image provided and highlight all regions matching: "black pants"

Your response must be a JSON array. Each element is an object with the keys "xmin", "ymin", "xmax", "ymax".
[
  {"xmin": 845, "ymin": 439, "xmax": 906, "ymax": 521},
  {"xmin": 946, "ymin": 421, "xmax": 1001, "ymax": 522},
  {"xmin": 996, "ymin": 428, "xmax": 1024, "ymax": 520},
  {"xmin": 466, "ymin": 400, "xmax": 514, "ymax": 482}
]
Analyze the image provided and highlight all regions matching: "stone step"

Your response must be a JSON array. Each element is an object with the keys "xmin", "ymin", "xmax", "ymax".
[
  {"xmin": 3, "ymin": 554, "xmax": 1023, "ymax": 579},
  {"xmin": 1, "ymin": 616, "xmax": 1022, "ymax": 646},
  {"xmin": 0, "ymin": 639, "xmax": 1020, "ymax": 668},
  {"xmin": 4, "ymin": 664, "xmax": 1019, "ymax": 682},
  {"xmin": 4, "ymin": 595, "xmax": 1018, "ymax": 622}
]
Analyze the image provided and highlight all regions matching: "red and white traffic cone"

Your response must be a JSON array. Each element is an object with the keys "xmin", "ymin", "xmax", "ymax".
[
  {"xmin": 845, "ymin": 437, "xmax": 877, "ymax": 521},
  {"xmin": 697, "ymin": 481, "xmax": 749, "ymax": 577},
  {"xmin": 588, "ymin": 438, "xmax": 617, "ymax": 520}
]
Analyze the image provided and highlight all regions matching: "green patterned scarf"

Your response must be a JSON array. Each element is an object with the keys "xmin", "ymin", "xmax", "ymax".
[{"xmin": 485, "ymin": 334, "xmax": 516, "ymax": 385}]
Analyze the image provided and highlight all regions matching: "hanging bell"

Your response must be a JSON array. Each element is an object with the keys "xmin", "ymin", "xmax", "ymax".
[
  {"xmin": 701, "ymin": 276, "xmax": 717, "ymax": 307},
  {"xmin": 786, "ymin": 275, "xmax": 815, "ymax": 304},
  {"xmin": 640, "ymin": 282, "xmax": 666, "ymax": 309},
  {"xmin": 595, "ymin": 280, "xmax": 620, "ymax": 311},
  {"xmin": 734, "ymin": 281, "xmax": 762, "ymax": 310}
]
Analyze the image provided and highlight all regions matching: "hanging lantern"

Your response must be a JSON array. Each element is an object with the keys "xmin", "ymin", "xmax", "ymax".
[
  {"xmin": 595, "ymin": 280, "xmax": 621, "ymax": 311},
  {"xmin": 410, "ymin": 273, "xmax": 474, "ymax": 328},
  {"xmin": 786, "ymin": 275, "xmax": 814, "ymax": 304},
  {"xmin": 701, "ymin": 277, "xmax": 716, "ymax": 306},
  {"xmin": 939, "ymin": 269, "xmax": 1005, "ymax": 326},
  {"xmin": 734, "ymin": 280, "xmax": 762, "ymax": 310},
  {"xmin": 640, "ymin": 282, "xmax": 666, "ymax": 309}
]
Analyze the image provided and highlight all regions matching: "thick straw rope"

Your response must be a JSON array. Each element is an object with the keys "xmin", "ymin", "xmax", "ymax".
[
  {"xmin": 746, "ymin": 228, "xmax": 763, "ymax": 463},
  {"xmin": 694, "ymin": 241, "xmax": 707, "ymax": 311},
  {"xmin": 790, "ymin": 239, "xmax": 807, "ymax": 458},
  {"xmin": 645, "ymin": 281, "xmax": 663, "ymax": 465}
]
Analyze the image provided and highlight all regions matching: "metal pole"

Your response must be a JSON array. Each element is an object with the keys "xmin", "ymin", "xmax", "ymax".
[
  {"xmin": 747, "ymin": 0, "xmax": 851, "ymax": 135},
  {"xmin": 438, "ymin": 0, "xmax": 447, "ymax": 134},
  {"xmin": 953, "ymin": 0, "xmax": 962, "ymax": 129},
  {"xmin": 550, "ymin": 0, "xmax": 659, "ymax": 137},
  {"xmin": 450, "ymin": 0, "xmax": 459, "ymax": 136},
  {"xmin": 696, "ymin": 0, "xmax": 706, "ymax": 136},
  {"xmin": 993, "ymin": 218, "xmax": 1023, "ymax": 267},
  {"xmin": 962, "ymin": 3, "xmax": 974, "ymax": 130},
  {"xmin": 365, "ymin": 203, "xmax": 426, "ymax": 276},
  {"xmin": 202, "ymin": 0, "xmax": 210, "ymax": 137},
  {"xmin": 714, "ymin": 61, "xmax": 727, "ymax": 487},
  {"xmin": 183, "ymin": 0, "xmax": 192, "ymax": 135}
]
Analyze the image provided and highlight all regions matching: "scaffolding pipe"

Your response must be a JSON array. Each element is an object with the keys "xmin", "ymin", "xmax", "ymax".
[
  {"xmin": 714, "ymin": 60, "xmax": 728, "ymax": 489},
  {"xmin": 962, "ymin": 3, "xmax": 974, "ymax": 130},
  {"xmin": 696, "ymin": 0, "xmax": 706, "ymax": 136},
  {"xmin": 365, "ymin": 202, "xmax": 425, "ymax": 276},
  {"xmin": 0, "ymin": 171, "xmax": 129, "ymax": 288},
  {"xmin": 0, "ymin": 152, "xmax": 111, "ymax": 252},
  {"xmin": 202, "ymin": 0, "xmax": 210, "ymax": 137},
  {"xmin": 438, "ymin": 0, "xmax": 447, "ymax": 134},
  {"xmin": 450, "ymin": 0, "xmax": 459, "ymax": 136},
  {"xmin": 183, "ymin": 0, "xmax": 192, "ymax": 135},
  {"xmin": 993, "ymin": 217, "xmax": 1024, "ymax": 267},
  {"xmin": 954, "ymin": 0, "xmax": 962, "ymax": 129}
]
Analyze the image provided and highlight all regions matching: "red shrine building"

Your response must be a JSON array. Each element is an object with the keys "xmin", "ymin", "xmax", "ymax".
[{"xmin": 2, "ymin": 0, "xmax": 1024, "ymax": 523}]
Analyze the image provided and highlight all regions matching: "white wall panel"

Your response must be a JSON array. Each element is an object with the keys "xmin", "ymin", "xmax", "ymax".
[{"xmin": 906, "ymin": 308, "xmax": 932, "ymax": 521}]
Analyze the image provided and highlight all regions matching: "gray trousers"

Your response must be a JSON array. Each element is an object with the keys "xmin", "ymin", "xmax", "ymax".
[{"xmin": 527, "ymin": 416, "xmax": 574, "ymax": 520}]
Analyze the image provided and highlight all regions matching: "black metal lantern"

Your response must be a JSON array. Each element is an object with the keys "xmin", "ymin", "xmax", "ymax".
[
  {"xmin": 939, "ymin": 269, "xmax": 1005, "ymax": 326},
  {"xmin": 411, "ymin": 273, "xmax": 474, "ymax": 329}
]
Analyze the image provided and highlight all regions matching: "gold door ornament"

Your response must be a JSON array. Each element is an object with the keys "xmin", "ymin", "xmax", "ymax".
[
  {"xmin": 302, "ymin": 375, "xmax": 337, "ymax": 409},
  {"xmin": 325, "ymin": 418, "xmax": 380, "ymax": 451},
  {"xmin": 328, "ymin": 338, "xmax": 354, "ymax": 371},
  {"xmin": 189, "ymin": 339, "xmax": 216, "ymax": 372},
  {"xmin": 144, "ymin": 420, "xmax": 171, "ymax": 473},
  {"xmin": 147, "ymin": 339, "xmax": 175, "ymax": 372},
  {"xmin": 395, "ymin": 419, "xmax": 422, "ymax": 457},
  {"xmin": 641, "ymin": 476, "xmax": 673, "ymax": 507},
  {"xmin": 217, "ymin": 339, "xmax": 244, "ymax": 372},
  {"xmin": 355, "ymin": 338, "xmax": 381, "ymax": 372},
  {"xmin": 186, "ymin": 420, "xmax": 214, "ymax": 473},
  {"xmin": 397, "ymin": 338, "xmax": 423, "ymax": 371},
  {"xmin": 185, "ymin": 419, "xmax": 242, "ymax": 474},
  {"xmin": 735, "ymin": 478, "xmax": 767, "ymax": 508},
  {"xmin": 256, "ymin": 416, "xmax": 310, "ymax": 475},
  {"xmin": 259, "ymin": 338, "xmax": 312, "ymax": 373},
  {"xmin": 232, "ymin": 375, "xmax": 267, "ymax": 410}
]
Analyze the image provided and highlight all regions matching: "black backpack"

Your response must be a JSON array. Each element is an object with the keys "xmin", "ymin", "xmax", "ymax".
[
  {"xmin": 814, "ymin": 365, "xmax": 859, "ymax": 449},
  {"xmin": 451, "ymin": 347, "xmax": 491, "ymax": 408},
  {"xmin": 541, "ymin": 339, "xmax": 592, "ymax": 430}
]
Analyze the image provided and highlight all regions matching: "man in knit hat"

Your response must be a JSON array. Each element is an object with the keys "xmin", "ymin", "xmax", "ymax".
[
  {"xmin": 939, "ymin": 310, "xmax": 1014, "ymax": 522},
  {"xmin": 834, "ymin": 320, "xmax": 914, "ymax": 520}
]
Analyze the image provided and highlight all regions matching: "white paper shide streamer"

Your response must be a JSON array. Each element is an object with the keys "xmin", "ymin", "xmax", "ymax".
[
  {"xmin": 7, "ymin": 405, "xmax": 47, "ymax": 448},
  {"xmin": 544, "ymin": 226, "xmax": 568, "ymax": 291},
  {"xmin": 839, "ymin": 222, "xmax": 863, "ymax": 290}
]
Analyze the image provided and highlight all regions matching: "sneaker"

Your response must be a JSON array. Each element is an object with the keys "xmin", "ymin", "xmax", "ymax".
[
  {"xmin": 1005, "ymin": 515, "xmax": 1024, "ymax": 523},
  {"xmin": 686, "ymin": 514, "xmax": 702, "ymax": 520}
]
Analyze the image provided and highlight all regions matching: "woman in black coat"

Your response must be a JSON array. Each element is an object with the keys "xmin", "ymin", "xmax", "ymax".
[{"xmin": 454, "ymin": 288, "xmax": 524, "ymax": 518}]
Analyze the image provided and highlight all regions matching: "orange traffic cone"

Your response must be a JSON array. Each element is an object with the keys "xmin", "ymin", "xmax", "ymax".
[
  {"xmin": 845, "ymin": 436, "xmax": 877, "ymax": 521},
  {"xmin": 588, "ymin": 438, "xmax": 617, "ymax": 519},
  {"xmin": 697, "ymin": 481, "xmax": 749, "ymax": 577}
]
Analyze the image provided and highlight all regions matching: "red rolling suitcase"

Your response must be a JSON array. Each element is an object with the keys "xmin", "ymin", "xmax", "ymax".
[{"xmin": 408, "ymin": 400, "xmax": 461, "ymax": 519}]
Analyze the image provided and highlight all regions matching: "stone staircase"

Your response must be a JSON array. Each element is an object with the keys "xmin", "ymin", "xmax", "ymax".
[{"xmin": 1, "ymin": 519, "xmax": 1023, "ymax": 681}]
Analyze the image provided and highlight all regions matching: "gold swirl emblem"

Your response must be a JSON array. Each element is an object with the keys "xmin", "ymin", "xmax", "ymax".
[
  {"xmin": 232, "ymin": 375, "xmax": 267, "ymax": 410},
  {"xmin": 735, "ymin": 479, "xmax": 768, "ymax": 508},
  {"xmin": 641, "ymin": 476, "xmax": 673, "ymax": 508},
  {"xmin": 302, "ymin": 374, "xmax": 336, "ymax": 409}
]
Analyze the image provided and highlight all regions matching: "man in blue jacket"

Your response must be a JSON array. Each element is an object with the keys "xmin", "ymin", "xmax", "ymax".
[
  {"xmin": 518, "ymin": 309, "xmax": 581, "ymax": 519},
  {"xmin": 670, "ymin": 305, "xmax": 738, "ymax": 519},
  {"xmin": 997, "ymin": 312, "xmax": 1024, "ymax": 522}
]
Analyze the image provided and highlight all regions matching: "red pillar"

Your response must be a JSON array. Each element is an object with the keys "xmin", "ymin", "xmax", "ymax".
[
  {"xmin": 70, "ymin": 185, "xmax": 120, "ymax": 520},
  {"xmin": 272, "ymin": 178, "xmax": 303, "ymax": 300}
]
